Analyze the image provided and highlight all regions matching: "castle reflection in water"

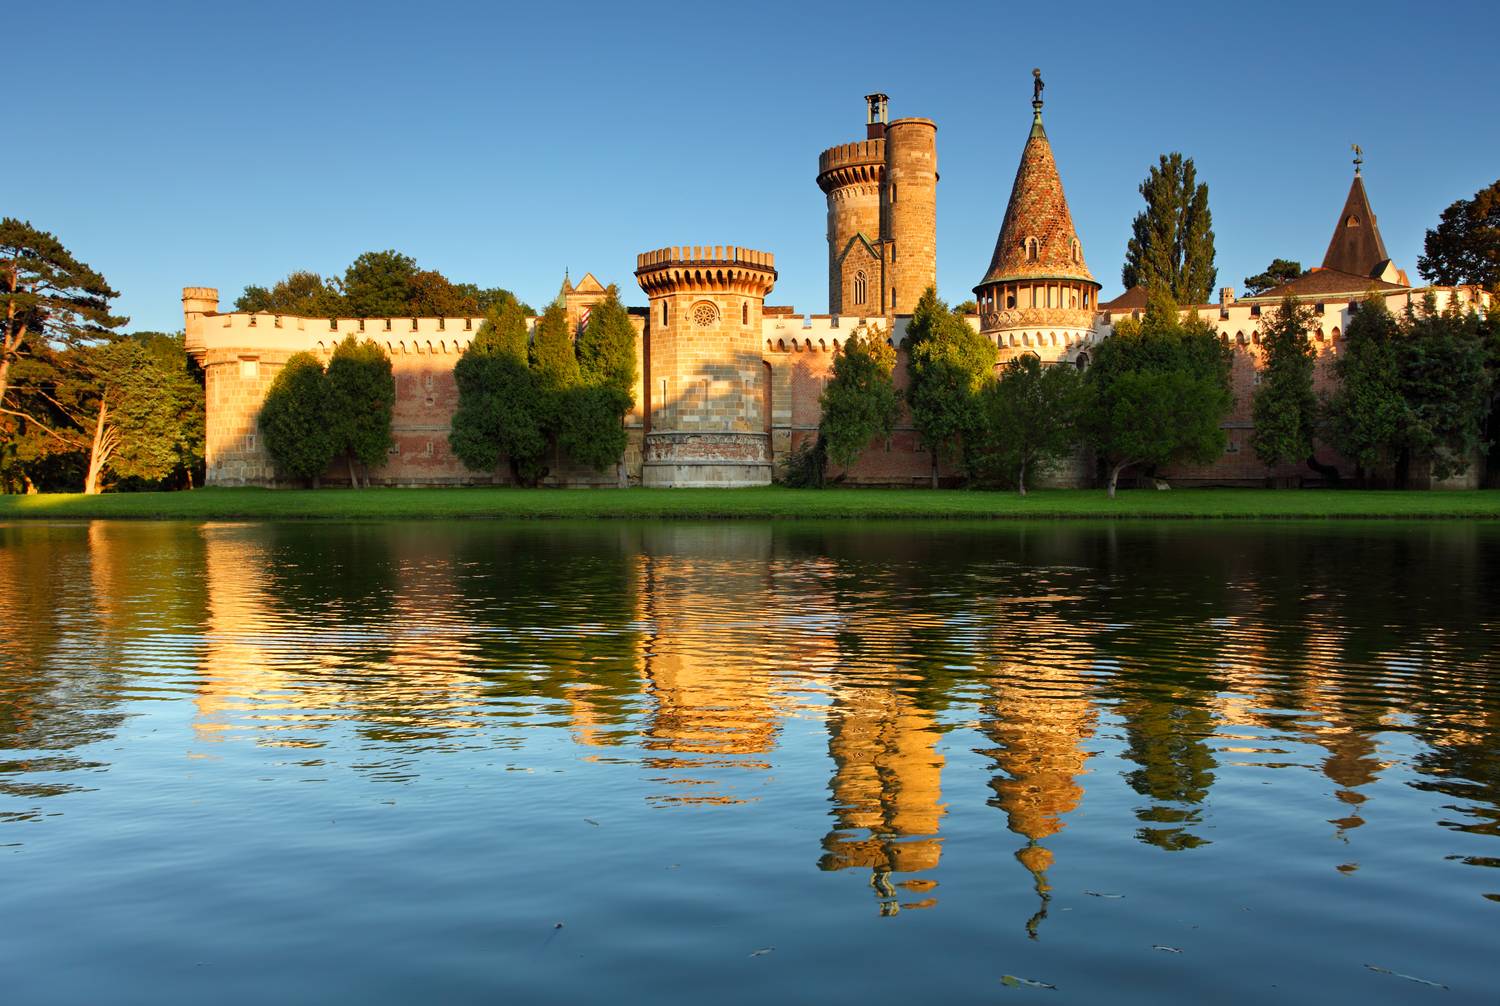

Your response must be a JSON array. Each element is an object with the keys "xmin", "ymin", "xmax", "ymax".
[{"xmin": 1, "ymin": 520, "xmax": 1497, "ymax": 929}]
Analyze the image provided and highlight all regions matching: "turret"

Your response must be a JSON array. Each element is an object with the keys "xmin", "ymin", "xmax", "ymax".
[
  {"xmin": 882, "ymin": 117, "xmax": 938, "ymax": 316},
  {"xmin": 634, "ymin": 246, "xmax": 777, "ymax": 487},
  {"xmin": 181, "ymin": 286, "xmax": 220, "ymax": 359}
]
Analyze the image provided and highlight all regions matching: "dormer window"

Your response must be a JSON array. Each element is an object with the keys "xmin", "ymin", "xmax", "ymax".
[
  {"xmin": 1347, "ymin": 215, "xmax": 1360, "ymax": 227},
  {"xmin": 1026, "ymin": 237, "xmax": 1039, "ymax": 261}
]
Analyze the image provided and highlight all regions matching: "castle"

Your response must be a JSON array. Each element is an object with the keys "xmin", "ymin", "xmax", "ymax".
[{"xmin": 184, "ymin": 82, "xmax": 1492, "ymax": 489}]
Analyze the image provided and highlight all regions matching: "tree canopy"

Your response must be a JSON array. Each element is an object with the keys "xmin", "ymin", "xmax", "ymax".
[
  {"xmin": 974, "ymin": 354, "xmax": 1083, "ymax": 495},
  {"xmin": 1250, "ymin": 296, "xmax": 1319, "ymax": 470},
  {"xmin": 1242, "ymin": 259, "xmax": 1303, "ymax": 297},
  {"xmin": 260, "ymin": 352, "xmax": 335, "ymax": 484},
  {"xmin": 1418, "ymin": 179, "xmax": 1500, "ymax": 293},
  {"xmin": 234, "ymin": 271, "xmax": 343, "ymax": 317},
  {"xmin": 903, "ymin": 287, "xmax": 997, "ymax": 486},
  {"xmin": 325, "ymin": 336, "xmax": 395, "ymax": 486},
  {"xmin": 235, "ymin": 252, "xmax": 532, "ymax": 320},
  {"xmin": 819, "ymin": 324, "xmax": 900, "ymax": 473},
  {"xmin": 1121, "ymin": 153, "xmax": 1217, "ymax": 305},
  {"xmin": 576, "ymin": 288, "xmax": 637, "ymax": 401}
]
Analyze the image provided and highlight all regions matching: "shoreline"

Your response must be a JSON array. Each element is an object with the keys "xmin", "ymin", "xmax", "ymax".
[{"xmin": 2, "ymin": 487, "xmax": 1499, "ymax": 521}]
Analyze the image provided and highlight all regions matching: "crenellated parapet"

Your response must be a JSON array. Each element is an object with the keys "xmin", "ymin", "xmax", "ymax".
[
  {"xmin": 816, "ymin": 140, "xmax": 886, "ymax": 195},
  {"xmin": 635, "ymin": 246, "xmax": 778, "ymax": 298}
]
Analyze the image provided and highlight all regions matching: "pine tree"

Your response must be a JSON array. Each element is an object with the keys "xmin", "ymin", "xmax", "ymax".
[
  {"xmin": 1121, "ymin": 153, "xmax": 1217, "ymax": 305},
  {"xmin": 576, "ymin": 288, "xmax": 638, "ymax": 400},
  {"xmin": 1250, "ymin": 296, "xmax": 1318, "ymax": 471},
  {"xmin": 530, "ymin": 302, "xmax": 580, "ymax": 391},
  {"xmin": 1242, "ymin": 259, "xmax": 1303, "ymax": 297},
  {"xmin": 1418, "ymin": 179, "xmax": 1500, "ymax": 293},
  {"xmin": 325, "ymin": 335, "xmax": 395, "ymax": 487},
  {"xmin": 1326, "ymin": 296, "xmax": 1406, "ymax": 483}
]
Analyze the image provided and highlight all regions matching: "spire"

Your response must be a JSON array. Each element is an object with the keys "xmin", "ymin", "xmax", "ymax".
[
  {"xmin": 1321, "ymin": 156, "xmax": 1392, "ymax": 278},
  {"xmin": 976, "ymin": 72, "xmax": 1095, "ymax": 288}
]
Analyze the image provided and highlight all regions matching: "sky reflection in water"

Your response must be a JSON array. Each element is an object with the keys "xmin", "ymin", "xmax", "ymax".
[{"xmin": 0, "ymin": 519, "xmax": 1496, "ymax": 1004}]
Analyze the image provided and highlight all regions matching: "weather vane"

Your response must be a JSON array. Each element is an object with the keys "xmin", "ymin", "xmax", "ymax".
[
  {"xmin": 1032, "ymin": 68, "xmax": 1044, "ymax": 105},
  {"xmin": 1351, "ymin": 143, "xmax": 1363, "ymax": 174}
]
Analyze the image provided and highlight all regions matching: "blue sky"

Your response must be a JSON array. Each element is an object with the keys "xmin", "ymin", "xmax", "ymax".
[{"xmin": 15, "ymin": 0, "xmax": 1495, "ymax": 331}]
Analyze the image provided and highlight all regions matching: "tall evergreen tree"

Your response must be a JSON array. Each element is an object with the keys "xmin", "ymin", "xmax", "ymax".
[
  {"xmin": 819, "ymin": 325, "xmax": 900, "ymax": 474},
  {"xmin": 260, "ymin": 352, "xmax": 336, "ymax": 485},
  {"xmin": 1397, "ymin": 295, "xmax": 1490, "ymax": 483},
  {"xmin": 1325, "ymin": 296, "xmax": 1406, "ymax": 483},
  {"xmin": 449, "ymin": 310, "xmax": 547, "ymax": 484},
  {"xmin": 576, "ymin": 288, "xmax": 637, "ymax": 400},
  {"xmin": 530, "ymin": 302, "xmax": 580, "ymax": 391},
  {"xmin": 1121, "ymin": 153, "xmax": 1217, "ymax": 305},
  {"xmin": 325, "ymin": 335, "xmax": 395, "ymax": 487},
  {"xmin": 904, "ymin": 287, "xmax": 997, "ymax": 486},
  {"xmin": 0, "ymin": 219, "xmax": 124, "ymax": 417},
  {"xmin": 1250, "ymin": 296, "xmax": 1319, "ymax": 472}
]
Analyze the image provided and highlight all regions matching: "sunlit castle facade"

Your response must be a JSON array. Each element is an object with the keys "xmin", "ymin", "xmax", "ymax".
[{"xmin": 184, "ymin": 76, "xmax": 1492, "ymax": 490}]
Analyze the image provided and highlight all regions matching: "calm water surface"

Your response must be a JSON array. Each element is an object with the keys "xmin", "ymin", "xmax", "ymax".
[{"xmin": 1, "ymin": 519, "xmax": 1497, "ymax": 1004}]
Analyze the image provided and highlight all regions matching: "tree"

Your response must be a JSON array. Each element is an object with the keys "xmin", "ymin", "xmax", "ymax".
[
  {"xmin": 0, "ymin": 219, "xmax": 124, "ymax": 420},
  {"xmin": 1326, "ymin": 296, "xmax": 1406, "ymax": 483},
  {"xmin": 974, "ymin": 354, "xmax": 1083, "ymax": 495},
  {"xmin": 341, "ymin": 250, "xmax": 418, "ymax": 317},
  {"xmin": 1396, "ymin": 295, "xmax": 1489, "ymax": 483},
  {"xmin": 1250, "ymin": 296, "xmax": 1319, "ymax": 471},
  {"xmin": 819, "ymin": 324, "xmax": 900, "ymax": 474},
  {"xmin": 953, "ymin": 299, "xmax": 978, "ymax": 315},
  {"xmin": 529, "ymin": 301, "xmax": 580, "ymax": 391},
  {"xmin": 576, "ymin": 288, "xmax": 638, "ymax": 399},
  {"xmin": 406, "ymin": 269, "xmax": 479, "ymax": 317},
  {"xmin": 234, "ymin": 270, "xmax": 343, "ymax": 317},
  {"xmin": 129, "ymin": 332, "xmax": 205, "ymax": 488},
  {"xmin": 1121, "ymin": 153, "xmax": 1217, "ymax": 305},
  {"xmin": 1084, "ymin": 291, "xmax": 1233, "ymax": 497},
  {"xmin": 1418, "ymin": 179, "xmax": 1500, "ymax": 293},
  {"xmin": 1242, "ymin": 259, "xmax": 1303, "ymax": 297},
  {"xmin": 449, "ymin": 323, "xmax": 548, "ymax": 484},
  {"xmin": 558, "ymin": 385, "xmax": 632, "ymax": 475},
  {"xmin": 904, "ymin": 287, "xmax": 996, "ymax": 486},
  {"xmin": 325, "ymin": 335, "xmax": 395, "ymax": 486},
  {"xmin": 259, "ymin": 352, "xmax": 335, "ymax": 485},
  {"xmin": 454, "ymin": 284, "xmax": 533, "ymax": 317}
]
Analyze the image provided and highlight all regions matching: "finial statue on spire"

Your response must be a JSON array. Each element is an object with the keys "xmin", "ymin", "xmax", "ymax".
[
  {"xmin": 1032, "ymin": 68, "xmax": 1044, "ymax": 105},
  {"xmin": 1351, "ymin": 143, "xmax": 1363, "ymax": 175}
]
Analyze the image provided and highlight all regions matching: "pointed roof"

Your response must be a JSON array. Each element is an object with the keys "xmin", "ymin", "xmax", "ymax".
[
  {"xmin": 976, "ymin": 96, "xmax": 1096, "ymax": 289},
  {"xmin": 572, "ymin": 272, "xmax": 606, "ymax": 294},
  {"xmin": 1321, "ymin": 171, "xmax": 1392, "ymax": 278}
]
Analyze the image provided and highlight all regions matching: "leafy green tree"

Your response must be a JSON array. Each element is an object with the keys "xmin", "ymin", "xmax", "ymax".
[
  {"xmin": 953, "ymin": 299, "xmax": 978, "ymax": 315},
  {"xmin": 0, "ymin": 218, "xmax": 124, "ymax": 419},
  {"xmin": 558, "ymin": 385, "xmax": 632, "ymax": 475},
  {"xmin": 325, "ymin": 335, "xmax": 395, "ymax": 486},
  {"xmin": 904, "ymin": 287, "xmax": 996, "ymax": 486},
  {"xmin": 234, "ymin": 270, "xmax": 343, "ymax": 317},
  {"xmin": 1242, "ymin": 259, "xmax": 1302, "ymax": 296},
  {"xmin": 1122, "ymin": 153, "xmax": 1217, "ymax": 305},
  {"xmin": 1250, "ymin": 296, "xmax": 1318, "ymax": 471},
  {"xmin": 129, "ymin": 332, "xmax": 205, "ymax": 488},
  {"xmin": 1326, "ymin": 296, "xmax": 1406, "ymax": 483},
  {"xmin": 819, "ymin": 325, "xmax": 899, "ymax": 474},
  {"xmin": 576, "ymin": 288, "xmax": 638, "ymax": 399},
  {"xmin": 259, "ymin": 352, "xmax": 336, "ymax": 485},
  {"xmin": 1084, "ymin": 291, "xmax": 1232, "ymax": 496},
  {"xmin": 1418, "ymin": 179, "xmax": 1500, "ymax": 293},
  {"xmin": 449, "ymin": 315, "xmax": 547, "ymax": 484},
  {"xmin": 407, "ymin": 269, "xmax": 479, "ymax": 317},
  {"xmin": 529, "ymin": 302, "xmax": 580, "ymax": 390},
  {"xmin": 974, "ymin": 354, "xmax": 1083, "ymax": 495},
  {"xmin": 455, "ymin": 284, "xmax": 533, "ymax": 317},
  {"xmin": 341, "ymin": 250, "xmax": 418, "ymax": 317},
  {"xmin": 1396, "ymin": 295, "xmax": 1490, "ymax": 483}
]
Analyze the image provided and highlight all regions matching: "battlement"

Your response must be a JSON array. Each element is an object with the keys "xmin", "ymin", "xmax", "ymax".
[
  {"xmin": 816, "ymin": 140, "xmax": 886, "ymax": 193},
  {"xmin": 887, "ymin": 116, "xmax": 937, "ymax": 130},
  {"xmin": 635, "ymin": 246, "xmax": 778, "ymax": 297}
]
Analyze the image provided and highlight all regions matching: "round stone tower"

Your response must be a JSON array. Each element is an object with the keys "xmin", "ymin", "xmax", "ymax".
[
  {"xmin": 634, "ymin": 246, "xmax": 778, "ymax": 487},
  {"xmin": 881, "ymin": 117, "xmax": 938, "ymax": 316},
  {"xmin": 816, "ymin": 94, "xmax": 887, "ymax": 317},
  {"xmin": 973, "ymin": 73, "xmax": 1099, "ymax": 365}
]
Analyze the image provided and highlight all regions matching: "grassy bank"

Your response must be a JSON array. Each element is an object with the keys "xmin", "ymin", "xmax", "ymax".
[{"xmin": 1, "ymin": 486, "xmax": 1498, "ymax": 521}]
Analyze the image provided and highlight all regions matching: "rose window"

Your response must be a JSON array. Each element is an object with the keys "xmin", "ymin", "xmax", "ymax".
[{"xmin": 690, "ymin": 301, "xmax": 719, "ymax": 328}]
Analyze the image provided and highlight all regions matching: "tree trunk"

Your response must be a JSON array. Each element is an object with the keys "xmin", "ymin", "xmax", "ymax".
[
  {"xmin": 617, "ymin": 460, "xmax": 627, "ymax": 489},
  {"xmin": 930, "ymin": 452, "xmax": 939, "ymax": 490},
  {"xmin": 1304, "ymin": 454, "xmax": 1341, "ymax": 487},
  {"xmin": 0, "ymin": 356, "xmax": 11, "ymax": 416},
  {"xmin": 347, "ymin": 453, "xmax": 359, "ymax": 488},
  {"xmin": 185, "ymin": 466, "xmax": 194, "ymax": 490},
  {"xmin": 1017, "ymin": 456, "xmax": 1027, "ymax": 496},
  {"xmin": 23, "ymin": 471, "xmax": 37, "ymax": 495},
  {"xmin": 1395, "ymin": 448, "xmax": 1411, "ymax": 490},
  {"xmin": 1107, "ymin": 461, "xmax": 1127, "ymax": 499},
  {"xmin": 84, "ymin": 400, "xmax": 110, "ymax": 495}
]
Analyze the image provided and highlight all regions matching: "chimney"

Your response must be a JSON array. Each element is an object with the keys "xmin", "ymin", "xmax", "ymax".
[{"xmin": 1219, "ymin": 286, "xmax": 1236, "ymax": 306}]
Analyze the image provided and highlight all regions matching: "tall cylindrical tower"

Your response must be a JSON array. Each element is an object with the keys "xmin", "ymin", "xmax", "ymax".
[
  {"xmin": 635, "ymin": 245, "xmax": 778, "ymax": 487},
  {"xmin": 882, "ymin": 117, "xmax": 938, "ymax": 316},
  {"xmin": 816, "ymin": 140, "xmax": 884, "ymax": 316}
]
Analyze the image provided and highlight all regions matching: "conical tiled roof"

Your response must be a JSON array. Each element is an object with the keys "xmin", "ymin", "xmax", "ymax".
[
  {"xmin": 978, "ymin": 106, "xmax": 1096, "ymax": 288},
  {"xmin": 1321, "ymin": 172, "xmax": 1391, "ymax": 278}
]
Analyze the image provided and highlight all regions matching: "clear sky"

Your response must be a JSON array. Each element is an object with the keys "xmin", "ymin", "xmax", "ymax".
[{"xmin": 14, "ymin": 0, "xmax": 1496, "ymax": 332}]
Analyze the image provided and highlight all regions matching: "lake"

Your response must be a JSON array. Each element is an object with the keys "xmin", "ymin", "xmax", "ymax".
[{"xmin": 1, "ymin": 519, "xmax": 1496, "ymax": 1003}]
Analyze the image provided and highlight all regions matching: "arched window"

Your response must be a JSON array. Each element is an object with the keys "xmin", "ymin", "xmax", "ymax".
[
  {"xmin": 1026, "ymin": 237, "xmax": 1039, "ymax": 261},
  {"xmin": 742, "ymin": 301, "xmax": 749, "ymax": 325},
  {"xmin": 1346, "ymin": 214, "xmax": 1360, "ymax": 228},
  {"xmin": 1006, "ymin": 291, "xmax": 1016, "ymax": 309},
  {"xmin": 1071, "ymin": 239, "xmax": 1080, "ymax": 263},
  {"xmin": 854, "ymin": 270, "xmax": 867, "ymax": 306},
  {"xmin": 1075, "ymin": 352, "xmax": 1090, "ymax": 371},
  {"xmin": 662, "ymin": 301, "xmax": 669, "ymax": 326}
]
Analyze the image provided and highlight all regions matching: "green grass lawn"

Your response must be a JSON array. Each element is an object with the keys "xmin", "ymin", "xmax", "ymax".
[{"xmin": 1, "ymin": 486, "xmax": 1498, "ymax": 521}]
